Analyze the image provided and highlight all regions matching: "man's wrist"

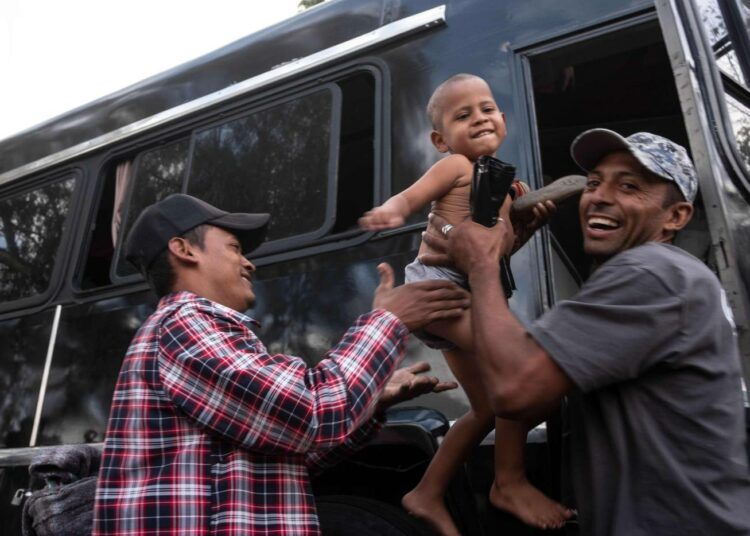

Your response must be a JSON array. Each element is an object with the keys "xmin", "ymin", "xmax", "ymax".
[{"xmin": 468, "ymin": 262, "xmax": 500, "ymax": 284}]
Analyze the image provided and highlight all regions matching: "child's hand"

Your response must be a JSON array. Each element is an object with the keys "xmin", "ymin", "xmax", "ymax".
[
  {"xmin": 510, "ymin": 200, "xmax": 556, "ymax": 253},
  {"xmin": 359, "ymin": 207, "xmax": 405, "ymax": 231}
]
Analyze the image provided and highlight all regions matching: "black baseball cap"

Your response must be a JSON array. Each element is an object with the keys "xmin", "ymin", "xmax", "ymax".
[{"xmin": 124, "ymin": 193, "xmax": 269, "ymax": 272}]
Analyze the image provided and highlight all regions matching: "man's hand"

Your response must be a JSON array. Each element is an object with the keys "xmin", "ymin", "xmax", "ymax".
[
  {"xmin": 377, "ymin": 361, "xmax": 458, "ymax": 412},
  {"xmin": 372, "ymin": 263, "xmax": 469, "ymax": 331},
  {"xmin": 420, "ymin": 208, "xmax": 510, "ymax": 277}
]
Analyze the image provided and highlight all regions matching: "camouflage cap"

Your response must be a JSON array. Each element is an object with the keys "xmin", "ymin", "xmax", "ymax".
[{"xmin": 570, "ymin": 129, "xmax": 698, "ymax": 202}]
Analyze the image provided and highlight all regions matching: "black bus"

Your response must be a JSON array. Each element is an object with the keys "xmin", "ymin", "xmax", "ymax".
[{"xmin": 1, "ymin": 0, "xmax": 749, "ymax": 534}]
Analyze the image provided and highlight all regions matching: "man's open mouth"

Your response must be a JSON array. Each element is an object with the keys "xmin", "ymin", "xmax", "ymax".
[{"xmin": 587, "ymin": 216, "xmax": 620, "ymax": 230}]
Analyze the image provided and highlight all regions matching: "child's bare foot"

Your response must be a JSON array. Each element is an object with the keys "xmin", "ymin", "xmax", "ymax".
[
  {"xmin": 402, "ymin": 489, "xmax": 461, "ymax": 536},
  {"xmin": 489, "ymin": 476, "xmax": 573, "ymax": 530}
]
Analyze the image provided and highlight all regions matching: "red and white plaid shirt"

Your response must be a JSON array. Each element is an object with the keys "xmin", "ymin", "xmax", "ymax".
[{"xmin": 92, "ymin": 291, "xmax": 407, "ymax": 535}]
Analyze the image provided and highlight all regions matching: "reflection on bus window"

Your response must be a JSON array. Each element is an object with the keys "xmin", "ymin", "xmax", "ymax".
[
  {"xmin": 697, "ymin": 0, "xmax": 750, "ymax": 87},
  {"xmin": 725, "ymin": 92, "xmax": 750, "ymax": 170},
  {"xmin": 0, "ymin": 177, "xmax": 76, "ymax": 303},
  {"xmin": 0, "ymin": 310, "xmax": 56, "ymax": 448},
  {"xmin": 188, "ymin": 88, "xmax": 337, "ymax": 242},
  {"xmin": 696, "ymin": 0, "xmax": 750, "ymax": 177}
]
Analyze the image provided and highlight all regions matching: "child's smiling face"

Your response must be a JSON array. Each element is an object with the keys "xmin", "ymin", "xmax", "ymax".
[{"xmin": 431, "ymin": 77, "xmax": 507, "ymax": 161}]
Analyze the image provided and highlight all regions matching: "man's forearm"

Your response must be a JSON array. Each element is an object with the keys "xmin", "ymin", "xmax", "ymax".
[{"xmin": 467, "ymin": 262, "xmax": 548, "ymax": 418}]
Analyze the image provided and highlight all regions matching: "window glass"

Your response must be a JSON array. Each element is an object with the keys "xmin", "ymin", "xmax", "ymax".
[
  {"xmin": 187, "ymin": 87, "xmax": 339, "ymax": 242},
  {"xmin": 697, "ymin": 0, "xmax": 750, "ymax": 87},
  {"xmin": 114, "ymin": 139, "xmax": 189, "ymax": 277},
  {"xmin": 0, "ymin": 311, "xmax": 55, "ymax": 447},
  {"xmin": 696, "ymin": 0, "xmax": 750, "ymax": 176},
  {"xmin": 725, "ymin": 92, "xmax": 750, "ymax": 170},
  {"xmin": 0, "ymin": 177, "xmax": 76, "ymax": 302}
]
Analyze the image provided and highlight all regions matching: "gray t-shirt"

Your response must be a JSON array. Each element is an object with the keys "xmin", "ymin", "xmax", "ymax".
[{"xmin": 529, "ymin": 242, "xmax": 750, "ymax": 536}]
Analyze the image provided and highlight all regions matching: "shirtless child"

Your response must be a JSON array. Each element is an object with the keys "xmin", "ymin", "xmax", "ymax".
[{"xmin": 359, "ymin": 74, "xmax": 574, "ymax": 534}]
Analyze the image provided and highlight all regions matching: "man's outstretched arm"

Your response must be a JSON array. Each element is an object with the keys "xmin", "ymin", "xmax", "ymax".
[{"xmin": 306, "ymin": 361, "xmax": 458, "ymax": 473}]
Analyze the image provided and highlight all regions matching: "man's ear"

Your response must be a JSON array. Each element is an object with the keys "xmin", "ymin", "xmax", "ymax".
[
  {"xmin": 431, "ymin": 130, "xmax": 450, "ymax": 153},
  {"xmin": 664, "ymin": 202, "xmax": 694, "ymax": 234},
  {"xmin": 167, "ymin": 237, "xmax": 199, "ymax": 266}
]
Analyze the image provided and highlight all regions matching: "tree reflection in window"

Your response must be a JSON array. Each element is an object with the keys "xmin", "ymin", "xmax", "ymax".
[
  {"xmin": 0, "ymin": 178, "xmax": 76, "ymax": 302},
  {"xmin": 188, "ymin": 88, "xmax": 336, "ymax": 241}
]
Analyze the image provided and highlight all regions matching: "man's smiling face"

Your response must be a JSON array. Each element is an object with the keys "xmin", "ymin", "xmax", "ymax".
[
  {"xmin": 195, "ymin": 225, "xmax": 258, "ymax": 312},
  {"xmin": 579, "ymin": 151, "xmax": 677, "ymax": 262}
]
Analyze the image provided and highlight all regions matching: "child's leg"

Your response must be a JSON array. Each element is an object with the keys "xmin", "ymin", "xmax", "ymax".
[
  {"xmin": 402, "ymin": 344, "xmax": 495, "ymax": 536},
  {"xmin": 403, "ymin": 310, "xmax": 572, "ymax": 533},
  {"xmin": 491, "ymin": 417, "xmax": 573, "ymax": 529}
]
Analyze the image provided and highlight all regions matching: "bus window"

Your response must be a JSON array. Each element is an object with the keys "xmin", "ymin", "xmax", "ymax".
[
  {"xmin": 80, "ymin": 69, "xmax": 378, "ymax": 289},
  {"xmin": 696, "ymin": 0, "xmax": 750, "ymax": 179},
  {"xmin": 80, "ymin": 140, "xmax": 189, "ymax": 287},
  {"xmin": 0, "ymin": 176, "xmax": 77, "ymax": 304},
  {"xmin": 113, "ymin": 139, "xmax": 190, "ymax": 278},
  {"xmin": 698, "ymin": 0, "xmax": 750, "ymax": 88},
  {"xmin": 331, "ymin": 72, "xmax": 376, "ymax": 234},
  {"xmin": 186, "ymin": 85, "xmax": 341, "ymax": 244}
]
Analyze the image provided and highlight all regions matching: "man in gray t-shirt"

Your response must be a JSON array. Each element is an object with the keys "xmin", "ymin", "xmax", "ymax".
[{"xmin": 423, "ymin": 129, "xmax": 750, "ymax": 535}]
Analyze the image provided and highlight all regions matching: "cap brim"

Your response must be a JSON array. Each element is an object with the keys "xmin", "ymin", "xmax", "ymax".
[
  {"xmin": 570, "ymin": 128, "xmax": 632, "ymax": 171},
  {"xmin": 210, "ymin": 212, "xmax": 270, "ymax": 254}
]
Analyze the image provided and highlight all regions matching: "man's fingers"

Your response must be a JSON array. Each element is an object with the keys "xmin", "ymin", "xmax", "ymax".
[
  {"xmin": 424, "ymin": 307, "xmax": 468, "ymax": 322},
  {"xmin": 406, "ymin": 361, "xmax": 431, "ymax": 374},
  {"xmin": 432, "ymin": 381, "xmax": 459, "ymax": 393},
  {"xmin": 405, "ymin": 279, "xmax": 469, "ymax": 300},
  {"xmin": 376, "ymin": 262, "xmax": 394, "ymax": 291},
  {"xmin": 418, "ymin": 252, "xmax": 452, "ymax": 268},
  {"xmin": 427, "ymin": 212, "xmax": 450, "ymax": 229}
]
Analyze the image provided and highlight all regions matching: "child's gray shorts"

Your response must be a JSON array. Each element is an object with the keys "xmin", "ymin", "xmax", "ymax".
[{"xmin": 404, "ymin": 259, "xmax": 468, "ymax": 351}]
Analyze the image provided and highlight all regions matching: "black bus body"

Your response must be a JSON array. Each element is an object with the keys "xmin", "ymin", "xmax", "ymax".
[{"xmin": 1, "ymin": 0, "xmax": 749, "ymax": 534}]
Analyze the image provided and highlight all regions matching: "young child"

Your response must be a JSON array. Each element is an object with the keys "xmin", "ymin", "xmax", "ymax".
[{"xmin": 359, "ymin": 74, "xmax": 574, "ymax": 534}]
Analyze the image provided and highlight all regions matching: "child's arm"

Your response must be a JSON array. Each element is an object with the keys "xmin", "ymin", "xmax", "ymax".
[{"xmin": 359, "ymin": 154, "xmax": 472, "ymax": 231}]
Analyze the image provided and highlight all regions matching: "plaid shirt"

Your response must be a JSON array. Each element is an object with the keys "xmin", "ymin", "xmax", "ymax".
[{"xmin": 92, "ymin": 291, "xmax": 407, "ymax": 536}]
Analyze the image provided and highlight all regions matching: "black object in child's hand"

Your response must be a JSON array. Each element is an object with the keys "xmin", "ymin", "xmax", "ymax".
[
  {"xmin": 471, "ymin": 155, "xmax": 516, "ymax": 298},
  {"xmin": 471, "ymin": 155, "xmax": 516, "ymax": 227}
]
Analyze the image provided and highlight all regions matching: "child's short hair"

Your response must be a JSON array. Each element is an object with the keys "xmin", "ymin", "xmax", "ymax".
[{"xmin": 426, "ymin": 73, "xmax": 488, "ymax": 130}]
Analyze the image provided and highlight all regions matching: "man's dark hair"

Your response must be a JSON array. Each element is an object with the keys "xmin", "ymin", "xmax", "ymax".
[{"xmin": 145, "ymin": 224, "xmax": 208, "ymax": 297}]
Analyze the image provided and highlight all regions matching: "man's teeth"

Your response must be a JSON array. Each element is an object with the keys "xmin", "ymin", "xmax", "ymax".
[{"xmin": 589, "ymin": 217, "xmax": 619, "ymax": 229}]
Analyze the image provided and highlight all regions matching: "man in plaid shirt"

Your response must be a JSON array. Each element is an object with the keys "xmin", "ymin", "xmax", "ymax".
[{"xmin": 92, "ymin": 193, "xmax": 469, "ymax": 536}]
